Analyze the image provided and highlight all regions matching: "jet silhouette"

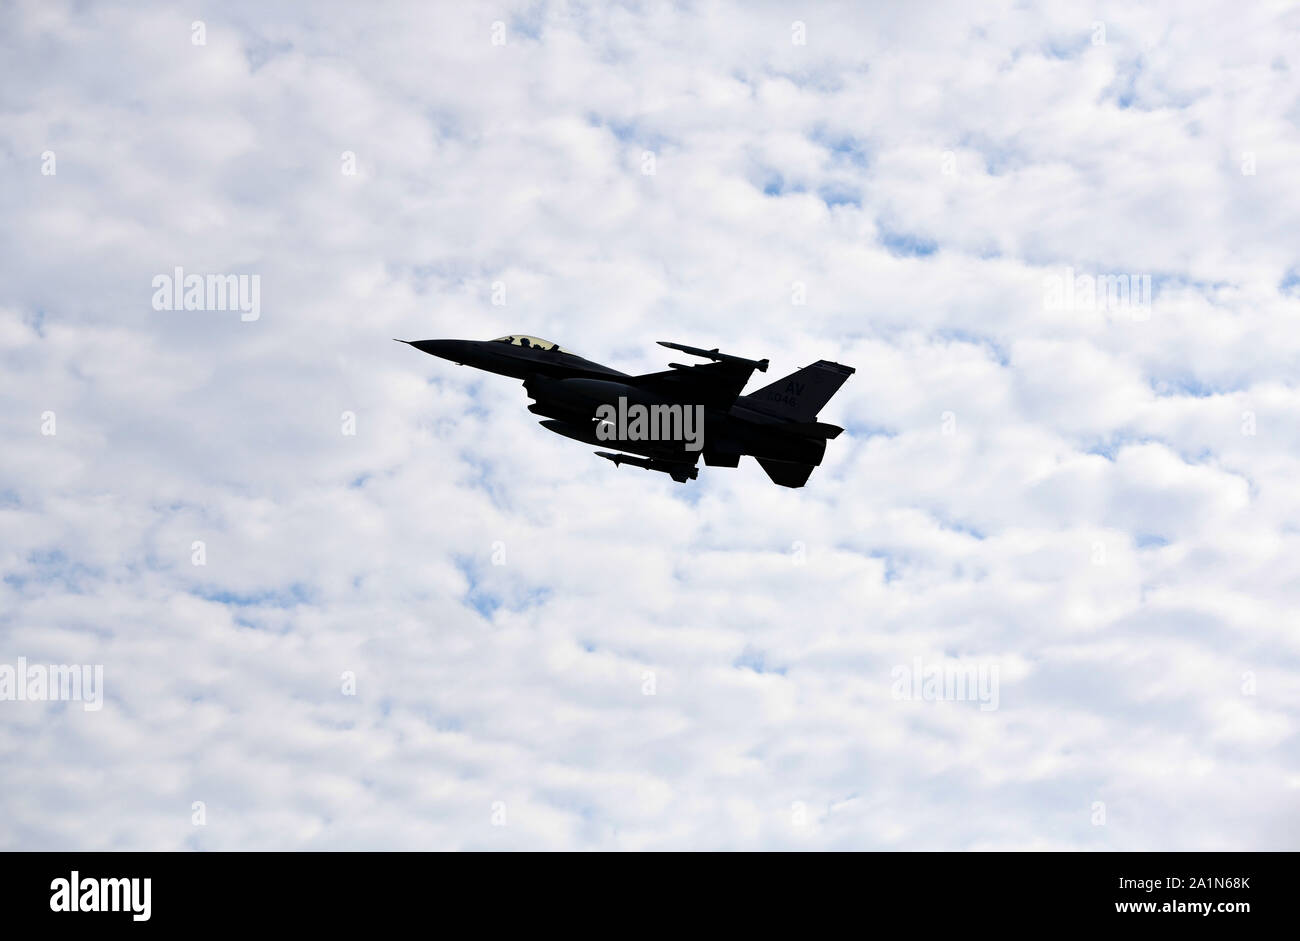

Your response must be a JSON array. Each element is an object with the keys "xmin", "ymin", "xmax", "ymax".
[{"xmin": 398, "ymin": 335, "xmax": 854, "ymax": 487}]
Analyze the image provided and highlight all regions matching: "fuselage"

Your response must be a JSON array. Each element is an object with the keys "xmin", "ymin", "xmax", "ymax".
[
  {"xmin": 400, "ymin": 335, "xmax": 838, "ymax": 477},
  {"xmin": 403, "ymin": 337, "xmax": 625, "ymax": 382}
]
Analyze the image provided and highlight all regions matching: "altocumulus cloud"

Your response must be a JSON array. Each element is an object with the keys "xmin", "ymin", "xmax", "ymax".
[{"xmin": 0, "ymin": 0, "xmax": 1298, "ymax": 849}]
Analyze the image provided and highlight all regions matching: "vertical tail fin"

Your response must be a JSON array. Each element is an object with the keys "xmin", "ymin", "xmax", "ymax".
[{"xmin": 741, "ymin": 360, "xmax": 855, "ymax": 421}]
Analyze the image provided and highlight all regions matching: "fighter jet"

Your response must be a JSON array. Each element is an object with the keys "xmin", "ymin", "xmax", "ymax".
[{"xmin": 398, "ymin": 335, "xmax": 854, "ymax": 488}]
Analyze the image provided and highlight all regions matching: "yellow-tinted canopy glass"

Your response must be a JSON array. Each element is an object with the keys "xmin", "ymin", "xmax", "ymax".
[{"xmin": 491, "ymin": 335, "xmax": 570, "ymax": 353}]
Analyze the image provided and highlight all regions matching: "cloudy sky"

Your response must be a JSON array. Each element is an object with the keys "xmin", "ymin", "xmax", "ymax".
[{"xmin": 2, "ymin": 0, "xmax": 1298, "ymax": 850}]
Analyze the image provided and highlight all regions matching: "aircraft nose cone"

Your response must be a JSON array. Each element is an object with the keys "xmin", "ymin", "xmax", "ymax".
[{"xmin": 403, "ymin": 339, "xmax": 471, "ymax": 361}]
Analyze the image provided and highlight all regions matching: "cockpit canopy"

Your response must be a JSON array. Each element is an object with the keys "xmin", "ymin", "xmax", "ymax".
[{"xmin": 492, "ymin": 335, "xmax": 570, "ymax": 353}]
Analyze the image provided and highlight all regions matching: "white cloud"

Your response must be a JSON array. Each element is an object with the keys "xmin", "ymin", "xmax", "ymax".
[{"xmin": 0, "ymin": 0, "xmax": 1297, "ymax": 850}]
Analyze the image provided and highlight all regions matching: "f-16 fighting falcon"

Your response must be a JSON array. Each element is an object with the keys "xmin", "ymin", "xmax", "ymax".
[{"xmin": 398, "ymin": 335, "xmax": 855, "ymax": 488}]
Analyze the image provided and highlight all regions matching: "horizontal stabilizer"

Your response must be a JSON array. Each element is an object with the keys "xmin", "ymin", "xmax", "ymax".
[{"xmin": 782, "ymin": 420, "xmax": 844, "ymax": 439}]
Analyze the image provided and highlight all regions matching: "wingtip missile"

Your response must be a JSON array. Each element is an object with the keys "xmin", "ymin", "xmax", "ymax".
[{"xmin": 656, "ymin": 341, "xmax": 769, "ymax": 372}]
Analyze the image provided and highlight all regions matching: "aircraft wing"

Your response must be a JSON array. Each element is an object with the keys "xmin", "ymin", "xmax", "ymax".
[{"xmin": 630, "ymin": 342, "xmax": 770, "ymax": 408}]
